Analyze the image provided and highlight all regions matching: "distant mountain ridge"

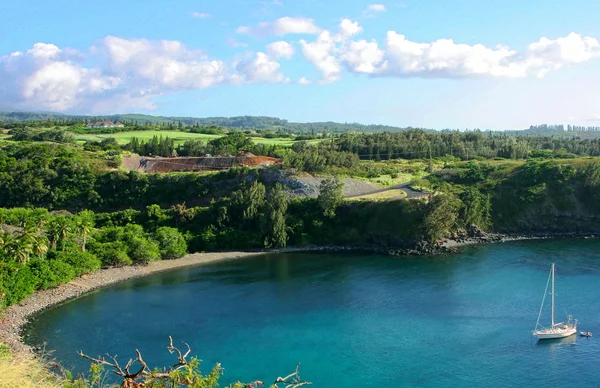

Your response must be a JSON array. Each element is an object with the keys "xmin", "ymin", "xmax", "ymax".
[
  {"xmin": 2, "ymin": 110, "xmax": 599, "ymax": 136},
  {"xmin": 0, "ymin": 110, "xmax": 426, "ymax": 133}
]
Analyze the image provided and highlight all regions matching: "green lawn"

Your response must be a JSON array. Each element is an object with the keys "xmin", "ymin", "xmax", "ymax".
[{"xmin": 76, "ymin": 131, "xmax": 325, "ymax": 147}]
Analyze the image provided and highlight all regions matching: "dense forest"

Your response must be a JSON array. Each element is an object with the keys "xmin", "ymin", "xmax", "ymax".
[{"xmin": 333, "ymin": 131, "xmax": 600, "ymax": 160}]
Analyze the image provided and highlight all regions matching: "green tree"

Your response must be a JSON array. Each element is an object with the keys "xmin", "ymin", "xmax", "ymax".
[
  {"xmin": 47, "ymin": 216, "xmax": 73, "ymax": 251},
  {"xmin": 459, "ymin": 188, "xmax": 492, "ymax": 231},
  {"xmin": 317, "ymin": 178, "xmax": 344, "ymax": 217},
  {"xmin": 75, "ymin": 210, "xmax": 95, "ymax": 252},
  {"xmin": 423, "ymin": 193, "xmax": 463, "ymax": 244},
  {"xmin": 154, "ymin": 227, "xmax": 188, "ymax": 260},
  {"xmin": 128, "ymin": 237, "xmax": 161, "ymax": 264},
  {"xmin": 263, "ymin": 184, "xmax": 289, "ymax": 248}
]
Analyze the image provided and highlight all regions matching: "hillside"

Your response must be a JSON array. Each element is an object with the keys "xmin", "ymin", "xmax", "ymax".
[{"xmin": 0, "ymin": 111, "xmax": 424, "ymax": 134}]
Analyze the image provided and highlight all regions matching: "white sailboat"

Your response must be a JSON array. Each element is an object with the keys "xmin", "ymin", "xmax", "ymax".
[{"xmin": 533, "ymin": 263, "xmax": 577, "ymax": 340}]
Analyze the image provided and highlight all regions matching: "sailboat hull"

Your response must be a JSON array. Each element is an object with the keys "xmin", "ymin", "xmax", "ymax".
[{"xmin": 535, "ymin": 326, "xmax": 577, "ymax": 340}]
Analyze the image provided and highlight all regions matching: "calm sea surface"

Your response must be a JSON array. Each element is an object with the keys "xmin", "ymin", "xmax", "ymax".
[{"xmin": 24, "ymin": 239, "xmax": 600, "ymax": 387}]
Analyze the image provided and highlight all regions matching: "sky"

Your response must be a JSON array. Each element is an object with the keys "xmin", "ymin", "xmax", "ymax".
[{"xmin": 1, "ymin": 0, "xmax": 600, "ymax": 129}]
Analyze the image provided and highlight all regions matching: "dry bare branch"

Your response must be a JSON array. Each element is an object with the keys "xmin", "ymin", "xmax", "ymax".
[{"xmin": 273, "ymin": 363, "xmax": 311, "ymax": 388}]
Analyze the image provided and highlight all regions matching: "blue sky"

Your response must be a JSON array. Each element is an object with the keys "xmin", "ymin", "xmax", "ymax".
[{"xmin": 1, "ymin": 0, "xmax": 600, "ymax": 129}]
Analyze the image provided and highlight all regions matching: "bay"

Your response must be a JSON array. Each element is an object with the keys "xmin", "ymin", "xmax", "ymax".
[{"xmin": 24, "ymin": 239, "xmax": 600, "ymax": 387}]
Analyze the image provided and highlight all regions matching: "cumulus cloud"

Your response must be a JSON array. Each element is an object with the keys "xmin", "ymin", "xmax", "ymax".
[
  {"xmin": 378, "ymin": 32, "xmax": 600, "ymax": 78},
  {"xmin": 98, "ymin": 36, "xmax": 229, "ymax": 92},
  {"xmin": 0, "ymin": 37, "xmax": 290, "ymax": 113},
  {"xmin": 2, "ymin": 26, "xmax": 599, "ymax": 113},
  {"xmin": 233, "ymin": 52, "xmax": 288, "ymax": 83},
  {"xmin": 266, "ymin": 41, "xmax": 295, "ymax": 59},
  {"xmin": 301, "ymin": 31, "xmax": 342, "ymax": 82},
  {"xmin": 237, "ymin": 17, "xmax": 321, "ymax": 38},
  {"xmin": 300, "ymin": 19, "xmax": 365, "ymax": 82},
  {"xmin": 0, "ymin": 43, "xmax": 121, "ymax": 112},
  {"xmin": 297, "ymin": 22, "xmax": 600, "ymax": 81},
  {"xmin": 191, "ymin": 12, "xmax": 211, "ymax": 18}
]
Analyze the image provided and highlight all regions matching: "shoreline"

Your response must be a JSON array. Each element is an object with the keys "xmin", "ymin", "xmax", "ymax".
[
  {"xmin": 2, "ymin": 233, "xmax": 598, "ymax": 360},
  {"xmin": 0, "ymin": 251, "xmax": 266, "ymax": 360}
]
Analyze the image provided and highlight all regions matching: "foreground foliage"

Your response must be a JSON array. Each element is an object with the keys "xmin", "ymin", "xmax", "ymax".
[{"xmin": 65, "ymin": 337, "xmax": 309, "ymax": 388}]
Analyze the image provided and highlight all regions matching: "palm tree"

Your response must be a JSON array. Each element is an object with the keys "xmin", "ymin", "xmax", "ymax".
[
  {"xmin": 14, "ymin": 238, "xmax": 34, "ymax": 264},
  {"xmin": 75, "ymin": 210, "xmax": 95, "ymax": 252},
  {"xmin": 32, "ymin": 236, "xmax": 49, "ymax": 258},
  {"xmin": 48, "ymin": 216, "xmax": 72, "ymax": 251},
  {"xmin": 0, "ymin": 231, "xmax": 12, "ymax": 254}
]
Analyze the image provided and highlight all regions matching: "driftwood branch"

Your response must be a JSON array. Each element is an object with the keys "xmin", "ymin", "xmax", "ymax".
[
  {"xmin": 78, "ymin": 337, "xmax": 191, "ymax": 385},
  {"xmin": 273, "ymin": 363, "xmax": 311, "ymax": 388},
  {"xmin": 78, "ymin": 338, "xmax": 311, "ymax": 388}
]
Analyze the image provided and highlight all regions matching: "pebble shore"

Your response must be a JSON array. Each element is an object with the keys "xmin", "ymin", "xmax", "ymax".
[{"xmin": 0, "ymin": 251, "xmax": 265, "ymax": 360}]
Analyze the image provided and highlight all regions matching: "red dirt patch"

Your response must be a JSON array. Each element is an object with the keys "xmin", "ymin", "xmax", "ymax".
[{"xmin": 123, "ymin": 154, "xmax": 282, "ymax": 173}]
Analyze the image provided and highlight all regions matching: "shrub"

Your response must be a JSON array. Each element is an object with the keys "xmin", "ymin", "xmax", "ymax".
[
  {"xmin": 53, "ymin": 251, "xmax": 102, "ymax": 277},
  {"xmin": 94, "ymin": 242, "xmax": 133, "ymax": 267},
  {"xmin": 128, "ymin": 237, "xmax": 161, "ymax": 264},
  {"xmin": 28, "ymin": 258, "xmax": 76, "ymax": 290},
  {"xmin": 153, "ymin": 227, "xmax": 188, "ymax": 259},
  {"xmin": 0, "ymin": 263, "xmax": 39, "ymax": 306}
]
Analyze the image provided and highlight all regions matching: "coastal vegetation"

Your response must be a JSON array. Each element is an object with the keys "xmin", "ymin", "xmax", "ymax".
[{"xmin": 3, "ymin": 112, "xmax": 600, "ymax": 386}]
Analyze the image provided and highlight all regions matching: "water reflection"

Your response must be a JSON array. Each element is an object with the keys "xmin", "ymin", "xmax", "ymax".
[{"xmin": 535, "ymin": 335, "xmax": 577, "ymax": 347}]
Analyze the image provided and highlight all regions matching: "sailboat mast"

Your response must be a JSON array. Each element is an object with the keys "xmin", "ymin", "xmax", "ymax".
[{"xmin": 551, "ymin": 263, "xmax": 555, "ymax": 327}]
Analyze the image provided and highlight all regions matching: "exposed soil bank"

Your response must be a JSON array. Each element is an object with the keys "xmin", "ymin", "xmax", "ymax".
[{"xmin": 0, "ymin": 251, "xmax": 264, "ymax": 360}]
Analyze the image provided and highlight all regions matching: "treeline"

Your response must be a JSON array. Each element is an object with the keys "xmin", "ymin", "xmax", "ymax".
[
  {"xmin": 0, "ymin": 111, "xmax": 418, "ymax": 134},
  {"xmin": 7, "ymin": 127, "xmax": 75, "ymax": 143},
  {"xmin": 333, "ymin": 130, "xmax": 600, "ymax": 160},
  {"xmin": 0, "ymin": 176, "xmax": 498, "ymax": 308},
  {"xmin": 0, "ymin": 142, "xmax": 261, "ymax": 210},
  {"xmin": 526, "ymin": 124, "xmax": 600, "ymax": 133},
  {"xmin": 427, "ymin": 159, "xmax": 600, "ymax": 231}
]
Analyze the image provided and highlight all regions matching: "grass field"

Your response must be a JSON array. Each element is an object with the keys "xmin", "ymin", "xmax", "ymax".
[
  {"xmin": 76, "ymin": 131, "xmax": 324, "ymax": 147},
  {"xmin": 349, "ymin": 189, "xmax": 408, "ymax": 201}
]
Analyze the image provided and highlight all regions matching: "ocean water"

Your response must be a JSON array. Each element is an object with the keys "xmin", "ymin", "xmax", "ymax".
[{"xmin": 24, "ymin": 239, "xmax": 600, "ymax": 387}]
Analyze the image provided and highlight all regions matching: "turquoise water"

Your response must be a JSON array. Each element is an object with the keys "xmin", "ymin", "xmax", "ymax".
[{"xmin": 25, "ymin": 240, "xmax": 600, "ymax": 387}]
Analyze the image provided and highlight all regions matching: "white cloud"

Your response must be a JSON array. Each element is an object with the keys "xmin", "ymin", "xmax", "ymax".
[
  {"xmin": 366, "ymin": 4, "xmax": 387, "ymax": 12},
  {"xmin": 266, "ymin": 41, "xmax": 295, "ymax": 59},
  {"xmin": 297, "ymin": 24, "xmax": 600, "ymax": 81},
  {"xmin": 380, "ymin": 32, "xmax": 522, "ymax": 77},
  {"xmin": 233, "ymin": 52, "xmax": 288, "ymax": 83},
  {"xmin": 237, "ymin": 17, "xmax": 321, "ymax": 38},
  {"xmin": 98, "ymin": 36, "xmax": 229, "ymax": 92},
  {"xmin": 340, "ymin": 40, "xmax": 384, "ymax": 73},
  {"xmin": 0, "ymin": 37, "xmax": 293, "ymax": 113},
  {"xmin": 191, "ymin": 12, "xmax": 211, "ymax": 18},
  {"xmin": 364, "ymin": 4, "xmax": 387, "ymax": 16},
  {"xmin": 0, "ymin": 43, "xmax": 121, "ymax": 112},
  {"xmin": 2, "ymin": 28, "xmax": 599, "ymax": 114},
  {"xmin": 378, "ymin": 32, "xmax": 600, "ymax": 78},
  {"xmin": 338, "ymin": 19, "xmax": 363, "ymax": 38},
  {"xmin": 301, "ymin": 31, "xmax": 342, "ymax": 82},
  {"xmin": 300, "ymin": 19, "xmax": 364, "ymax": 82}
]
